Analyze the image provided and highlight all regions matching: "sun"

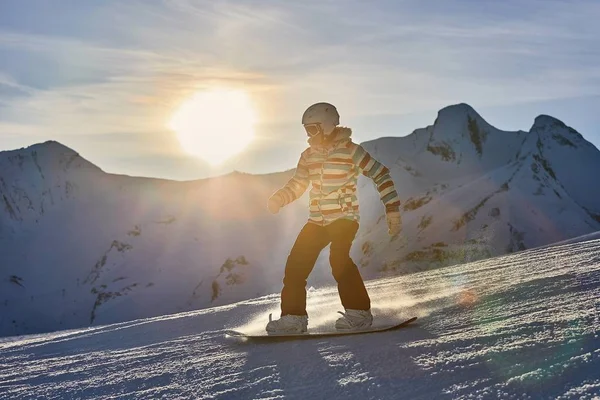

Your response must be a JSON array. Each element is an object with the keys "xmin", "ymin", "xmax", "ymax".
[{"xmin": 168, "ymin": 88, "xmax": 257, "ymax": 165}]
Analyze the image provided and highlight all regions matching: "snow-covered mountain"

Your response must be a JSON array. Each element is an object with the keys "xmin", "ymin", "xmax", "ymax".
[
  {"xmin": 2, "ymin": 103, "xmax": 600, "ymax": 338},
  {"xmin": 1, "ymin": 229, "xmax": 599, "ymax": 399},
  {"xmin": 0, "ymin": 143, "xmax": 306, "ymax": 337},
  {"xmin": 357, "ymin": 104, "xmax": 600, "ymax": 274}
]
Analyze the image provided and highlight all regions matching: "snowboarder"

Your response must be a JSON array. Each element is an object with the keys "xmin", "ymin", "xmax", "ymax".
[{"xmin": 266, "ymin": 102, "xmax": 402, "ymax": 334}]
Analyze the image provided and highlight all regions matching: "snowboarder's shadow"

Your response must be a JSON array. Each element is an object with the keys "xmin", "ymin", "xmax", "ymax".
[
  {"xmin": 335, "ymin": 323, "xmax": 446, "ymax": 396},
  {"xmin": 241, "ymin": 338, "xmax": 342, "ymax": 398},
  {"xmin": 241, "ymin": 323, "xmax": 441, "ymax": 399}
]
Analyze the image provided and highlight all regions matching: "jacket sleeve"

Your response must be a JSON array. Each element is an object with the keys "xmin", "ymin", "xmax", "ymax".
[
  {"xmin": 272, "ymin": 152, "xmax": 310, "ymax": 207},
  {"xmin": 352, "ymin": 144, "xmax": 401, "ymax": 213}
]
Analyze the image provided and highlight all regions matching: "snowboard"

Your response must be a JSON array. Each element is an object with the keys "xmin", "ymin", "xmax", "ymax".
[{"xmin": 225, "ymin": 316, "xmax": 417, "ymax": 342}]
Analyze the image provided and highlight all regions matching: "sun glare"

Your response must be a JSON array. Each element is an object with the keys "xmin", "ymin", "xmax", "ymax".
[{"xmin": 168, "ymin": 88, "xmax": 257, "ymax": 165}]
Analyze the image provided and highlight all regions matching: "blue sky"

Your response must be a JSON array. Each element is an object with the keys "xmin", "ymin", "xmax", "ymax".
[{"xmin": 0, "ymin": 0, "xmax": 599, "ymax": 180}]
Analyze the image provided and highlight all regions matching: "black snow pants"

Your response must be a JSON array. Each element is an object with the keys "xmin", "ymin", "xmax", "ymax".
[{"xmin": 280, "ymin": 219, "xmax": 371, "ymax": 316}]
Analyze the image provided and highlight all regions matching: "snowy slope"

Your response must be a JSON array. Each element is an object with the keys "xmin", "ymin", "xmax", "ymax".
[
  {"xmin": 2, "ymin": 103, "xmax": 600, "ymax": 338},
  {"xmin": 0, "ymin": 233, "xmax": 599, "ymax": 399}
]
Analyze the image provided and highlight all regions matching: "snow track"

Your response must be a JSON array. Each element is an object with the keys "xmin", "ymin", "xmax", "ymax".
[{"xmin": 1, "ymin": 238, "xmax": 599, "ymax": 399}]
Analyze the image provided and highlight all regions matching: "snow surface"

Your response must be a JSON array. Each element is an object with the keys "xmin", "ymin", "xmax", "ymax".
[
  {"xmin": 2, "ymin": 104, "xmax": 600, "ymax": 338},
  {"xmin": 1, "ymin": 235, "xmax": 599, "ymax": 399}
]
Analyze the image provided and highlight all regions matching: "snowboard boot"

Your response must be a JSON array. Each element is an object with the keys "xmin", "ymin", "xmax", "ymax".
[
  {"xmin": 266, "ymin": 314, "xmax": 308, "ymax": 335},
  {"xmin": 335, "ymin": 309, "xmax": 373, "ymax": 331}
]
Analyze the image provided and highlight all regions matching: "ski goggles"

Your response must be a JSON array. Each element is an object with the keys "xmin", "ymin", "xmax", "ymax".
[{"xmin": 304, "ymin": 123, "xmax": 323, "ymax": 137}]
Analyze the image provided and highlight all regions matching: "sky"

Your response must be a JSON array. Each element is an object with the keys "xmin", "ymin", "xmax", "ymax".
[{"xmin": 0, "ymin": 0, "xmax": 599, "ymax": 180}]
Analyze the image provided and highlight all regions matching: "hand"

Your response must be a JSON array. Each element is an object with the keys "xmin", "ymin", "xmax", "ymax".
[
  {"xmin": 386, "ymin": 211, "xmax": 402, "ymax": 236},
  {"xmin": 267, "ymin": 195, "xmax": 282, "ymax": 214}
]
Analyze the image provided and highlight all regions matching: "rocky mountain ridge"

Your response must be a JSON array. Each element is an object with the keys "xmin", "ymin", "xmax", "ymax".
[{"xmin": 2, "ymin": 103, "xmax": 599, "ymax": 337}]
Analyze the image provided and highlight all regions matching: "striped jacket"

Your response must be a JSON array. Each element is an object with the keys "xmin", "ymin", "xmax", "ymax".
[{"xmin": 273, "ymin": 127, "xmax": 401, "ymax": 225}]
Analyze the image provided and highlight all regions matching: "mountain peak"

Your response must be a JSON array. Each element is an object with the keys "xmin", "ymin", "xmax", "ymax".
[
  {"xmin": 0, "ymin": 140, "xmax": 78, "ymax": 158},
  {"xmin": 4, "ymin": 140, "xmax": 103, "ymax": 175},
  {"xmin": 434, "ymin": 103, "xmax": 488, "ymax": 130},
  {"xmin": 436, "ymin": 102, "xmax": 479, "ymax": 119},
  {"xmin": 28, "ymin": 140, "xmax": 79, "ymax": 156},
  {"xmin": 438, "ymin": 102, "xmax": 477, "ymax": 116},
  {"xmin": 532, "ymin": 115, "xmax": 567, "ymax": 130},
  {"xmin": 531, "ymin": 115, "xmax": 583, "ymax": 141}
]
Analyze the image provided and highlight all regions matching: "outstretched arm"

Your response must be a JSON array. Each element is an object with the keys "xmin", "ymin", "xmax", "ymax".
[
  {"xmin": 269, "ymin": 153, "xmax": 310, "ymax": 212},
  {"xmin": 352, "ymin": 144, "xmax": 400, "ymax": 213}
]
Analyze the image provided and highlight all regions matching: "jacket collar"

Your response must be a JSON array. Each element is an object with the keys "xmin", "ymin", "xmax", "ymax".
[{"xmin": 308, "ymin": 127, "xmax": 352, "ymax": 150}]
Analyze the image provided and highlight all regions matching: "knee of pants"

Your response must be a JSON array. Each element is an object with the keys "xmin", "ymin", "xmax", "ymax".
[
  {"xmin": 283, "ymin": 265, "xmax": 309, "ymax": 286},
  {"xmin": 329, "ymin": 253, "xmax": 354, "ymax": 281},
  {"xmin": 282, "ymin": 273, "xmax": 307, "ymax": 288}
]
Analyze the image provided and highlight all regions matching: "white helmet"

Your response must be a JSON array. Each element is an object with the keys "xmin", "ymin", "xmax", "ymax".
[{"xmin": 301, "ymin": 102, "xmax": 340, "ymax": 137}]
